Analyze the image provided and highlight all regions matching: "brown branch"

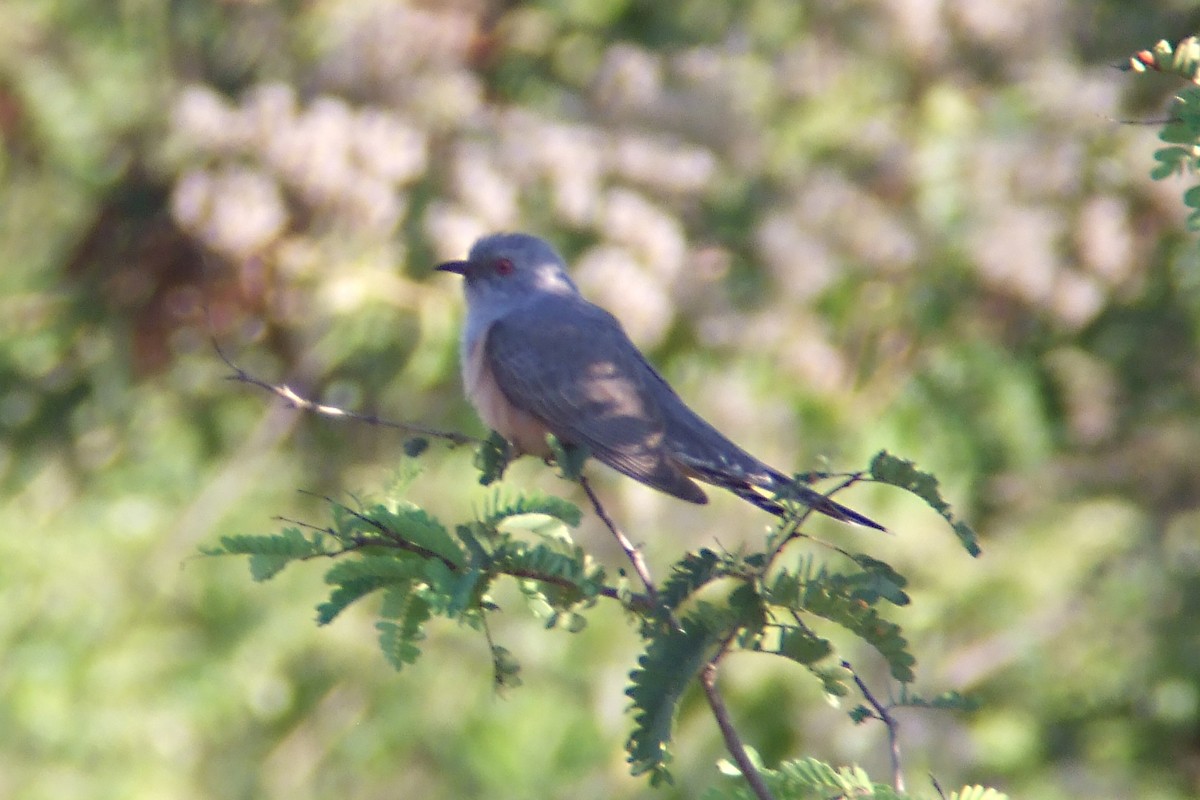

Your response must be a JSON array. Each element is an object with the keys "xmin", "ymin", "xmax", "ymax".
[
  {"xmin": 214, "ymin": 340, "xmax": 479, "ymax": 446},
  {"xmin": 575, "ymin": 475, "xmax": 773, "ymax": 796},
  {"xmin": 577, "ymin": 474, "xmax": 680, "ymax": 628},
  {"xmin": 842, "ymin": 660, "xmax": 905, "ymax": 793},
  {"xmin": 700, "ymin": 661, "xmax": 776, "ymax": 800}
]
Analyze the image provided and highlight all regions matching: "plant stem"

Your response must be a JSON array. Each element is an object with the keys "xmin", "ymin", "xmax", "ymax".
[
  {"xmin": 217, "ymin": 341, "xmax": 478, "ymax": 445},
  {"xmin": 700, "ymin": 662, "xmax": 776, "ymax": 800},
  {"xmin": 843, "ymin": 660, "xmax": 905, "ymax": 793},
  {"xmin": 578, "ymin": 474, "xmax": 674, "ymax": 623}
]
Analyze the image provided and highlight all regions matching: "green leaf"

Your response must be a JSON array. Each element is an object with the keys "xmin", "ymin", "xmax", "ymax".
[
  {"xmin": 727, "ymin": 583, "xmax": 767, "ymax": 644},
  {"xmin": 491, "ymin": 645, "xmax": 523, "ymax": 691},
  {"xmin": 1150, "ymin": 149, "xmax": 1187, "ymax": 180},
  {"xmin": 366, "ymin": 504, "xmax": 465, "ymax": 568},
  {"xmin": 446, "ymin": 568, "xmax": 487, "ymax": 617},
  {"xmin": 316, "ymin": 556, "xmax": 424, "ymax": 625},
  {"xmin": 707, "ymin": 757, "xmax": 899, "ymax": 799},
  {"xmin": 377, "ymin": 616, "xmax": 423, "ymax": 670},
  {"xmin": 1159, "ymin": 121, "xmax": 1197, "ymax": 146},
  {"xmin": 520, "ymin": 584, "xmax": 556, "ymax": 620},
  {"xmin": 706, "ymin": 754, "xmax": 906, "ymax": 800},
  {"xmin": 1189, "ymin": 208, "xmax": 1200, "ymax": 232},
  {"xmin": 208, "ymin": 528, "xmax": 329, "ymax": 581},
  {"xmin": 848, "ymin": 704, "xmax": 873, "ymax": 724},
  {"xmin": 402, "ymin": 437, "xmax": 429, "ymax": 457},
  {"xmin": 847, "ymin": 554, "xmax": 911, "ymax": 606},
  {"xmin": 474, "ymin": 431, "xmax": 512, "ymax": 486},
  {"xmin": 478, "ymin": 489, "xmax": 583, "ymax": 529},
  {"xmin": 765, "ymin": 568, "xmax": 916, "ymax": 682},
  {"xmin": 497, "ymin": 539, "xmax": 605, "ymax": 613},
  {"xmin": 776, "ymin": 625, "xmax": 832, "ymax": 665},
  {"xmin": 376, "ymin": 583, "xmax": 436, "ymax": 672},
  {"xmin": 868, "ymin": 451, "xmax": 981, "ymax": 556},
  {"xmin": 455, "ymin": 523, "xmax": 491, "ymax": 564},
  {"xmin": 896, "ymin": 687, "xmax": 980, "ymax": 712},
  {"xmin": 950, "ymin": 786, "xmax": 1009, "ymax": 800},
  {"xmin": 807, "ymin": 663, "xmax": 852, "ymax": 697},
  {"xmin": 626, "ymin": 612, "xmax": 725, "ymax": 782},
  {"xmin": 659, "ymin": 549, "xmax": 727, "ymax": 609},
  {"xmin": 546, "ymin": 434, "xmax": 590, "ymax": 481}
]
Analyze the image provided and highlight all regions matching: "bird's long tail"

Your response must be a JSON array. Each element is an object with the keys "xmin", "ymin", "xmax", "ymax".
[{"xmin": 723, "ymin": 475, "xmax": 887, "ymax": 532}]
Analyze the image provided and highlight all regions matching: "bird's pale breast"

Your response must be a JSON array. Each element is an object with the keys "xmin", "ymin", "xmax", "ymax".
[{"xmin": 464, "ymin": 328, "xmax": 553, "ymax": 457}]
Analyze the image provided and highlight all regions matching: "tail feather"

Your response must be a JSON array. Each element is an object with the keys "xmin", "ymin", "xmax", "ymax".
[{"xmin": 689, "ymin": 464, "xmax": 886, "ymax": 532}]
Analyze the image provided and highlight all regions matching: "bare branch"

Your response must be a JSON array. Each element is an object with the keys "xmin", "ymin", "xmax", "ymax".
[
  {"xmin": 214, "ymin": 340, "xmax": 479, "ymax": 446},
  {"xmin": 843, "ymin": 660, "xmax": 905, "ymax": 793},
  {"xmin": 700, "ymin": 662, "xmax": 776, "ymax": 800},
  {"xmin": 577, "ymin": 474, "xmax": 679, "ymax": 627}
]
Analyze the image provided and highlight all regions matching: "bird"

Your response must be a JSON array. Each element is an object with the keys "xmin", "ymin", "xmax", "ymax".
[{"xmin": 436, "ymin": 232, "xmax": 884, "ymax": 531}]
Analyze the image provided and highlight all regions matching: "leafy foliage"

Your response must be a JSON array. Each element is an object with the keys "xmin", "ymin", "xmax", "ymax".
[
  {"xmin": 316, "ymin": 556, "xmax": 425, "ymax": 625},
  {"xmin": 704, "ymin": 753, "xmax": 1010, "ymax": 800},
  {"xmin": 1129, "ymin": 37, "xmax": 1200, "ymax": 84},
  {"xmin": 206, "ymin": 476, "xmax": 612, "ymax": 685},
  {"xmin": 892, "ymin": 686, "xmax": 981, "ymax": 713},
  {"xmin": 376, "ymin": 587, "xmax": 432, "ymax": 671},
  {"xmin": 210, "ymin": 450, "xmax": 983, "ymax": 789},
  {"xmin": 761, "ymin": 563, "xmax": 915, "ymax": 682},
  {"xmin": 477, "ymin": 488, "xmax": 584, "ymax": 529},
  {"xmin": 626, "ymin": 611, "xmax": 725, "ymax": 783},
  {"xmin": 474, "ymin": 431, "xmax": 512, "ymax": 486},
  {"xmin": 546, "ymin": 434, "xmax": 591, "ymax": 482},
  {"xmin": 659, "ymin": 548, "xmax": 732, "ymax": 609},
  {"xmin": 869, "ymin": 451, "xmax": 981, "ymax": 557},
  {"xmin": 706, "ymin": 756, "xmax": 900, "ymax": 799},
  {"xmin": 205, "ymin": 527, "xmax": 334, "ymax": 581},
  {"xmin": 1131, "ymin": 38, "xmax": 1200, "ymax": 230}
]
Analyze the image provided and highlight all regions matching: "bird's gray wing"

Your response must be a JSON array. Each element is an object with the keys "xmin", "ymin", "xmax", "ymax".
[{"xmin": 483, "ymin": 299, "xmax": 708, "ymax": 504}]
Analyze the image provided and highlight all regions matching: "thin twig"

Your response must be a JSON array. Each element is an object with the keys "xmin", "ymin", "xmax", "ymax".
[
  {"xmin": 700, "ymin": 662, "xmax": 776, "ymax": 800},
  {"xmin": 843, "ymin": 660, "xmax": 905, "ymax": 793},
  {"xmin": 479, "ymin": 616, "xmax": 512, "ymax": 691},
  {"xmin": 214, "ymin": 340, "xmax": 478, "ymax": 445},
  {"xmin": 577, "ymin": 474, "xmax": 677, "ymax": 624},
  {"xmin": 577, "ymin": 475, "xmax": 772, "ymax": 796}
]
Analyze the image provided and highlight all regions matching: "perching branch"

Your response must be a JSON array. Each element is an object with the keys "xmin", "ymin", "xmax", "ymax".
[
  {"xmin": 214, "ymin": 340, "xmax": 479, "ymax": 446},
  {"xmin": 578, "ymin": 474, "xmax": 669, "ymax": 616},
  {"xmin": 577, "ymin": 475, "xmax": 773, "ymax": 797}
]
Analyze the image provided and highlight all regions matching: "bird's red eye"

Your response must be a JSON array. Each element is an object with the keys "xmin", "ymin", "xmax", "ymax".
[{"xmin": 494, "ymin": 257, "xmax": 514, "ymax": 276}]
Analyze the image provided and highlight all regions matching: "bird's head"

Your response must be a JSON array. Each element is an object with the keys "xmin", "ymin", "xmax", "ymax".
[{"xmin": 436, "ymin": 233, "xmax": 579, "ymax": 308}]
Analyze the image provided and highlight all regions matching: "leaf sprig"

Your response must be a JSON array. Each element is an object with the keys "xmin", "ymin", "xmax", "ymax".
[{"xmin": 208, "ymin": 446, "xmax": 979, "ymax": 790}]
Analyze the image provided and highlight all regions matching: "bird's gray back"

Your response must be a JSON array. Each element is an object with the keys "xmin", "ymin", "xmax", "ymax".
[
  {"xmin": 487, "ymin": 291, "xmax": 782, "ymax": 491},
  {"xmin": 483, "ymin": 293, "xmax": 710, "ymax": 503}
]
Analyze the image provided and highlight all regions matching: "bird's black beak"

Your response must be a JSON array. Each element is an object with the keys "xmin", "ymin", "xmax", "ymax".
[{"xmin": 435, "ymin": 259, "xmax": 470, "ymax": 275}]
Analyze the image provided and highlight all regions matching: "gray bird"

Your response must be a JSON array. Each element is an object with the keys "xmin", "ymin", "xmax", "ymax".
[{"xmin": 437, "ymin": 232, "xmax": 883, "ymax": 531}]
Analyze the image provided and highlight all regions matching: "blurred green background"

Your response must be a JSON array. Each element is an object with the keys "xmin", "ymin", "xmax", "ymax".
[{"xmin": 4, "ymin": 1, "xmax": 1200, "ymax": 798}]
